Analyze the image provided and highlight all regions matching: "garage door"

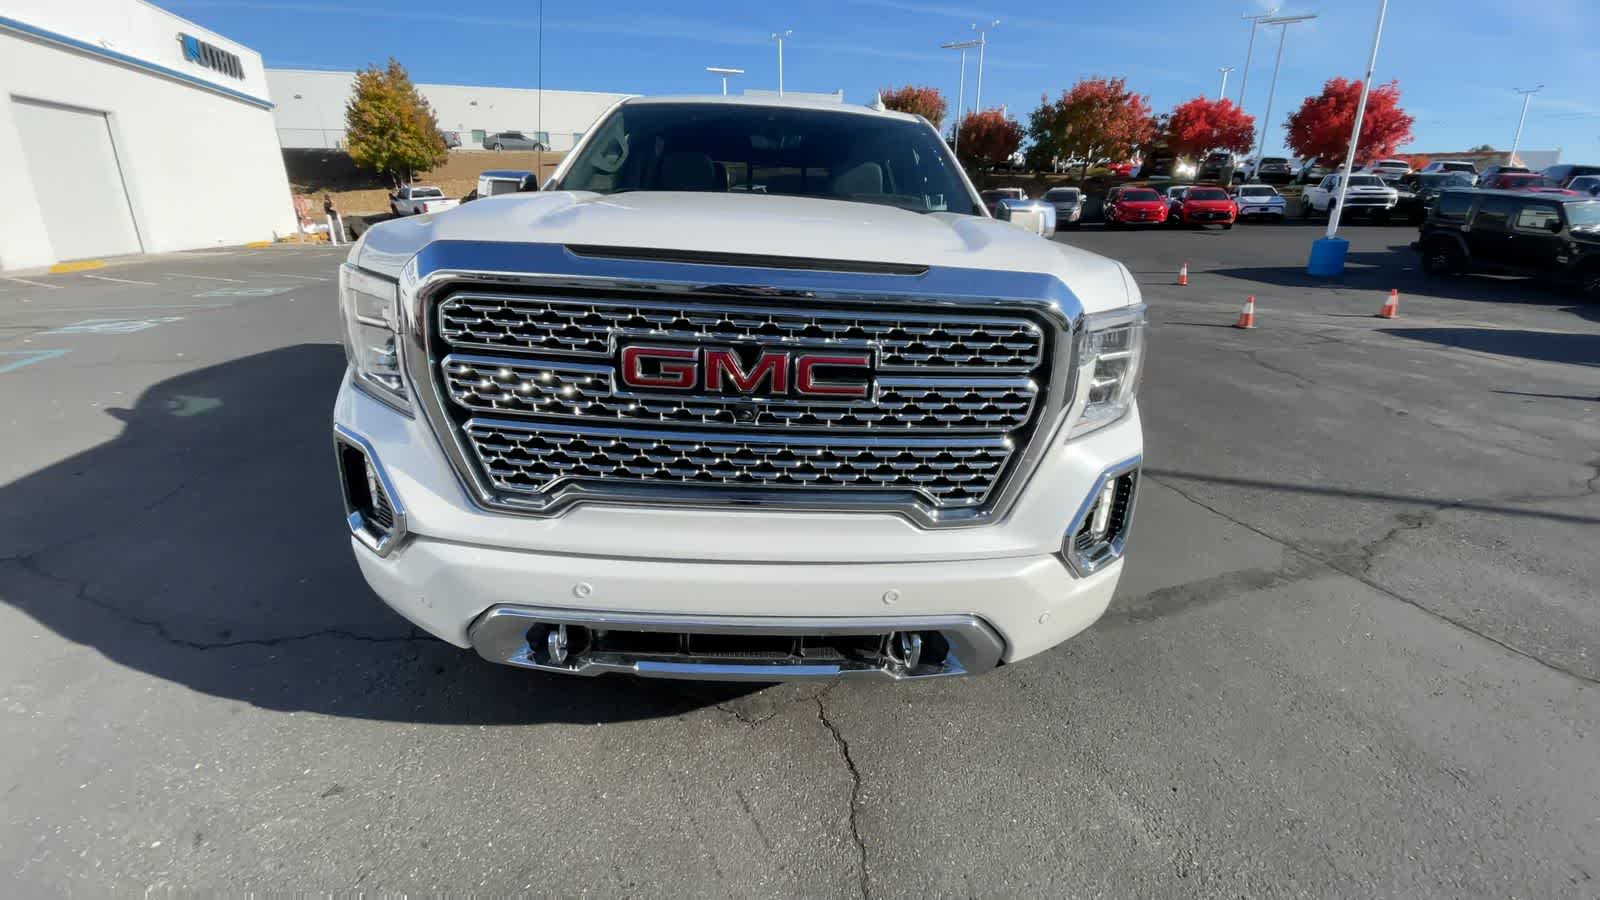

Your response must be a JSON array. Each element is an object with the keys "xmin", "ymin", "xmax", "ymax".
[{"xmin": 12, "ymin": 98, "xmax": 142, "ymax": 262}]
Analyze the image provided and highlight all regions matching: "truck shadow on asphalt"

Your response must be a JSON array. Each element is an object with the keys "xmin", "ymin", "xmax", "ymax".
[
  {"xmin": 1379, "ymin": 327, "xmax": 1600, "ymax": 367},
  {"xmin": 0, "ymin": 344, "xmax": 760, "ymax": 724}
]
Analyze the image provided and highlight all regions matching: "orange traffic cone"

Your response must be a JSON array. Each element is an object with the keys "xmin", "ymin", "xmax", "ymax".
[
  {"xmin": 1233, "ymin": 295, "xmax": 1257, "ymax": 330},
  {"xmin": 1376, "ymin": 288, "xmax": 1399, "ymax": 319},
  {"xmin": 1177, "ymin": 262, "xmax": 1189, "ymax": 286}
]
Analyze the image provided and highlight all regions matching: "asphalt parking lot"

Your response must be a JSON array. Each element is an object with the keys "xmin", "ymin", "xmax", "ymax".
[{"xmin": 1, "ymin": 222, "xmax": 1597, "ymax": 897}]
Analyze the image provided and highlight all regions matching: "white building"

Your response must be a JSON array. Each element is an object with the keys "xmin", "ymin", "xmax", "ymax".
[
  {"xmin": 267, "ymin": 69, "xmax": 634, "ymax": 153},
  {"xmin": 0, "ymin": 0, "xmax": 298, "ymax": 271}
]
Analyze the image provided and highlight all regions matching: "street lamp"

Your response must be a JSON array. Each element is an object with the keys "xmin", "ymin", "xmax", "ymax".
[
  {"xmin": 1236, "ymin": 8, "xmax": 1278, "ymax": 108},
  {"xmin": 706, "ymin": 66, "xmax": 744, "ymax": 96},
  {"xmin": 1309, "ymin": 0, "xmax": 1390, "ymax": 276},
  {"xmin": 770, "ymin": 31, "xmax": 792, "ymax": 97},
  {"xmin": 941, "ymin": 38, "xmax": 982, "ymax": 155},
  {"xmin": 1217, "ymin": 66, "xmax": 1234, "ymax": 101},
  {"xmin": 1245, "ymin": 13, "xmax": 1317, "ymax": 181},
  {"xmin": 1510, "ymin": 85, "xmax": 1543, "ymax": 161},
  {"xmin": 972, "ymin": 19, "xmax": 1000, "ymax": 111}
]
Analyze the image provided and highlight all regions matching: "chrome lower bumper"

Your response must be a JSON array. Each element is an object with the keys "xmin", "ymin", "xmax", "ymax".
[{"xmin": 467, "ymin": 605, "xmax": 1007, "ymax": 681}]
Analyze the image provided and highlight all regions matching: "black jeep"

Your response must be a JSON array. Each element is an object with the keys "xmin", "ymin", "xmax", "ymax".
[{"xmin": 1417, "ymin": 189, "xmax": 1600, "ymax": 299}]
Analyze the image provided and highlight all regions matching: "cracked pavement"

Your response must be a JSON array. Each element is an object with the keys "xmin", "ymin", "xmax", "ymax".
[{"xmin": 1, "ymin": 226, "xmax": 1597, "ymax": 897}]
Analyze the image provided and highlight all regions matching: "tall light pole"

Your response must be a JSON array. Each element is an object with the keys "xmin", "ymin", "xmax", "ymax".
[
  {"xmin": 972, "ymin": 19, "xmax": 1000, "ymax": 111},
  {"xmin": 770, "ymin": 31, "xmax": 791, "ymax": 97},
  {"xmin": 1309, "ymin": 0, "xmax": 1390, "ymax": 276},
  {"xmin": 1236, "ymin": 8, "xmax": 1278, "ymax": 108},
  {"xmin": 1245, "ymin": 14, "xmax": 1316, "ymax": 181},
  {"xmin": 1217, "ymin": 66, "xmax": 1234, "ymax": 100},
  {"xmin": 941, "ymin": 38, "xmax": 981, "ymax": 154},
  {"xmin": 706, "ymin": 66, "xmax": 744, "ymax": 96},
  {"xmin": 1510, "ymin": 85, "xmax": 1543, "ymax": 161}
]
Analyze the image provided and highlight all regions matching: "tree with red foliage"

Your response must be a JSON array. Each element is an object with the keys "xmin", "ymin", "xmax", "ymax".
[
  {"xmin": 1285, "ymin": 77, "xmax": 1414, "ymax": 166},
  {"xmin": 879, "ymin": 85, "xmax": 948, "ymax": 130},
  {"xmin": 1163, "ymin": 96, "xmax": 1255, "ymax": 159},
  {"xmin": 1027, "ymin": 77, "xmax": 1155, "ymax": 179},
  {"xmin": 956, "ymin": 109, "xmax": 1023, "ymax": 171}
]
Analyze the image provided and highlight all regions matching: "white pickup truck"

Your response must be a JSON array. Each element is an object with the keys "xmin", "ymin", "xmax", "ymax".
[
  {"xmin": 389, "ymin": 184, "xmax": 459, "ymax": 217},
  {"xmin": 334, "ymin": 95, "xmax": 1146, "ymax": 681}
]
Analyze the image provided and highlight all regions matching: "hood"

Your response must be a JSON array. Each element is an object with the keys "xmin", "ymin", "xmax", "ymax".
[
  {"xmin": 1113, "ymin": 198, "xmax": 1165, "ymax": 208},
  {"xmin": 355, "ymin": 190, "xmax": 1138, "ymax": 313},
  {"xmin": 1183, "ymin": 197, "xmax": 1235, "ymax": 207}
]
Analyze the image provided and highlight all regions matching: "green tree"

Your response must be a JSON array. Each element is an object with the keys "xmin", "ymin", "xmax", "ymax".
[
  {"xmin": 1469, "ymin": 143, "xmax": 1495, "ymax": 152},
  {"xmin": 345, "ymin": 59, "xmax": 448, "ymax": 188}
]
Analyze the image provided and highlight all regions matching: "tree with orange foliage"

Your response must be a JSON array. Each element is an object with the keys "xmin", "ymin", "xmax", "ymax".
[
  {"xmin": 1163, "ymin": 96, "xmax": 1255, "ymax": 160},
  {"xmin": 1026, "ymin": 77, "xmax": 1155, "ymax": 179},
  {"xmin": 1285, "ymin": 77, "xmax": 1414, "ymax": 167},
  {"xmin": 879, "ymin": 85, "xmax": 948, "ymax": 130},
  {"xmin": 956, "ymin": 109, "xmax": 1024, "ymax": 171}
]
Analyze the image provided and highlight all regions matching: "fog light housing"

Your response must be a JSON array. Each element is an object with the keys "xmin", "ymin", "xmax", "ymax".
[
  {"xmin": 1062, "ymin": 457, "xmax": 1140, "ymax": 576},
  {"xmin": 334, "ymin": 425, "xmax": 407, "ymax": 557}
]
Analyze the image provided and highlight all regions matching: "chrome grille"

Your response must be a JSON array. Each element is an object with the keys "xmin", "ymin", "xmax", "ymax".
[
  {"xmin": 422, "ymin": 281, "xmax": 1062, "ymax": 524},
  {"xmin": 464, "ymin": 420, "xmax": 1012, "ymax": 508},
  {"xmin": 437, "ymin": 294, "xmax": 1044, "ymax": 371},
  {"xmin": 442, "ymin": 353, "xmax": 1037, "ymax": 432}
]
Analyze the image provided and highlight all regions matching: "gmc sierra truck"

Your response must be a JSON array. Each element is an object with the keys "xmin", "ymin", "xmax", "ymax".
[{"xmin": 333, "ymin": 95, "xmax": 1146, "ymax": 681}]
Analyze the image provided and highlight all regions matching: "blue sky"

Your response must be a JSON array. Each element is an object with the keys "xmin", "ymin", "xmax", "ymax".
[{"xmin": 161, "ymin": 0, "xmax": 1600, "ymax": 160}]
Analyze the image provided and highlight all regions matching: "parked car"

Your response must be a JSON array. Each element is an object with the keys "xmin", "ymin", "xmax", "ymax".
[
  {"xmin": 1197, "ymin": 152, "xmax": 1234, "ymax": 183},
  {"xmin": 1542, "ymin": 164, "xmax": 1600, "ymax": 188},
  {"xmin": 1254, "ymin": 156, "xmax": 1295, "ymax": 185},
  {"xmin": 1171, "ymin": 185, "xmax": 1236, "ymax": 228},
  {"xmin": 484, "ymin": 131, "xmax": 546, "ymax": 151},
  {"xmin": 1419, "ymin": 160, "xmax": 1479, "ymax": 183},
  {"xmin": 1475, "ymin": 164, "xmax": 1530, "ymax": 185},
  {"xmin": 1360, "ymin": 159, "xmax": 1412, "ymax": 182},
  {"xmin": 1479, "ymin": 172, "xmax": 1553, "ymax": 191},
  {"xmin": 1301, "ymin": 173, "xmax": 1399, "ymax": 220},
  {"xmin": 1041, "ymin": 186, "xmax": 1085, "ymax": 227},
  {"xmin": 980, "ymin": 187, "xmax": 1027, "ymax": 216},
  {"xmin": 1163, "ymin": 185, "xmax": 1189, "ymax": 220},
  {"xmin": 1233, "ymin": 184, "xmax": 1287, "ymax": 220},
  {"xmin": 1567, "ymin": 175, "xmax": 1600, "ymax": 196},
  {"xmin": 389, "ymin": 184, "xmax": 459, "ymax": 216},
  {"xmin": 1294, "ymin": 160, "xmax": 1332, "ymax": 185},
  {"xmin": 1393, "ymin": 172, "xmax": 1475, "ymax": 223},
  {"xmin": 1417, "ymin": 188, "xmax": 1600, "ymax": 299},
  {"xmin": 1103, "ymin": 186, "xmax": 1169, "ymax": 227},
  {"xmin": 439, "ymin": 130, "xmax": 462, "ymax": 149}
]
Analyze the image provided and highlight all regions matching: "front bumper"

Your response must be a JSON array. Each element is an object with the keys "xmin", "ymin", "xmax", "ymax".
[{"xmin": 335, "ymin": 371, "xmax": 1140, "ymax": 678}]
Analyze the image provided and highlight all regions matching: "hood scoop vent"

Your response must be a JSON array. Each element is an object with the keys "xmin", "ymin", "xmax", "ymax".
[{"xmin": 564, "ymin": 244, "xmax": 928, "ymax": 276}]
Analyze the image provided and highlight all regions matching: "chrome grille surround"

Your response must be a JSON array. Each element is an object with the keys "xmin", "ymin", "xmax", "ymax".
[{"xmin": 395, "ymin": 241, "xmax": 1085, "ymax": 528}]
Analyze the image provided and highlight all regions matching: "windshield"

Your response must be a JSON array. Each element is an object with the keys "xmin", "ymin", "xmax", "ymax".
[
  {"xmin": 1188, "ymin": 187, "xmax": 1230, "ymax": 200},
  {"xmin": 1239, "ymin": 186, "xmax": 1277, "ymax": 197},
  {"xmin": 1261, "ymin": 157, "xmax": 1287, "ymax": 165},
  {"xmin": 412, "ymin": 188, "xmax": 444, "ymax": 198},
  {"xmin": 1043, "ymin": 189, "xmax": 1080, "ymax": 200},
  {"xmin": 1568, "ymin": 201, "xmax": 1600, "ymax": 227},
  {"xmin": 557, "ymin": 102, "xmax": 981, "ymax": 215},
  {"xmin": 1120, "ymin": 189, "xmax": 1161, "ymax": 202},
  {"xmin": 1347, "ymin": 176, "xmax": 1385, "ymax": 187}
]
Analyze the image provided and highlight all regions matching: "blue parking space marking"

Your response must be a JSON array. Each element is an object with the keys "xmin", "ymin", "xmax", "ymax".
[
  {"xmin": 0, "ymin": 349, "xmax": 70, "ymax": 374},
  {"xmin": 44, "ymin": 317, "xmax": 184, "ymax": 335}
]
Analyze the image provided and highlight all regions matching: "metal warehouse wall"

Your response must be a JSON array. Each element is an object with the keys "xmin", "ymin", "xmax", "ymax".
[
  {"xmin": 0, "ymin": 0, "xmax": 298, "ymax": 271},
  {"xmin": 267, "ymin": 68, "xmax": 635, "ymax": 152}
]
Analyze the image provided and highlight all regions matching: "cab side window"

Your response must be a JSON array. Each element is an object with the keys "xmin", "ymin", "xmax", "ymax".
[
  {"xmin": 1435, "ymin": 192, "xmax": 1473, "ymax": 222},
  {"xmin": 1472, "ymin": 197, "xmax": 1516, "ymax": 230},
  {"xmin": 1513, "ymin": 204, "xmax": 1561, "ymax": 233}
]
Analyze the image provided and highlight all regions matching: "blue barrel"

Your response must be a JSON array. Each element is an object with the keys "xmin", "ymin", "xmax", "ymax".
[{"xmin": 1306, "ymin": 237, "xmax": 1349, "ymax": 277}]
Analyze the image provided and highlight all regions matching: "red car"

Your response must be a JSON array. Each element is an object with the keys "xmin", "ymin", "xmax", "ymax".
[
  {"xmin": 1105, "ymin": 160, "xmax": 1137, "ymax": 178},
  {"xmin": 1103, "ymin": 186, "xmax": 1168, "ymax": 227},
  {"xmin": 1172, "ymin": 185, "xmax": 1237, "ymax": 228},
  {"xmin": 1482, "ymin": 173, "xmax": 1553, "ymax": 191}
]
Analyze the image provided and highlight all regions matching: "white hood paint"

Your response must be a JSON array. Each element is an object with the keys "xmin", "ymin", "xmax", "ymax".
[{"xmin": 357, "ymin": 191, "xmax": 1137, "ymax": 313}]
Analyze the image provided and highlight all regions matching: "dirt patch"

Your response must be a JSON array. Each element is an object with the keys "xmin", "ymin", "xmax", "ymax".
[{"xmin": 285, "ymin": 149, "xmax": 565, "ymax": 215}]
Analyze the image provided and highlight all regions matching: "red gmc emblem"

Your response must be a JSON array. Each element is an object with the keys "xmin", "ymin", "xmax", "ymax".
[{"xmin": 619, "ymin": 345, "xmax": 873, "ymax": 399}]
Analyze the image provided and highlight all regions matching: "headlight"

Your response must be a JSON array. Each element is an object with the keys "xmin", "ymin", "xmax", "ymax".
[
  {"xmin": 339, "ymin": 264, "xmax": 410, "ymax": 412},
  {"xmin": 1068, "ymin": 305, "xmax": 1146, "ymax": 439}
]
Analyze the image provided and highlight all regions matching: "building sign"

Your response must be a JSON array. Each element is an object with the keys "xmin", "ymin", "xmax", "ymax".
[{"xmin": 178, "ymin": 33, "xmax": 244, "ymax": 80}]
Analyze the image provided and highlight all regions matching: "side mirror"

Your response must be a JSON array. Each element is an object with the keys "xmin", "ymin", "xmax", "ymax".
[{"xmin": 1547, "ymin": 219, "xmax": 1563, "ymax": 233}]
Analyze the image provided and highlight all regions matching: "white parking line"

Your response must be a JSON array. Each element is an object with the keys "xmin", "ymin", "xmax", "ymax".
[
  {"xmin": 2, "ymin": 276, "xmax": 61, "ymax": 289},
  {"xmin": 84, "ymin": 274, "xmax": 159, "ymax": 286},
  {"xmin": 248, "ymin": 271, "xmax": 330, "ymax": 282},
  {"xmin": 165, "ymin": 272, "xmax": 245, "ymax": 283}
]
